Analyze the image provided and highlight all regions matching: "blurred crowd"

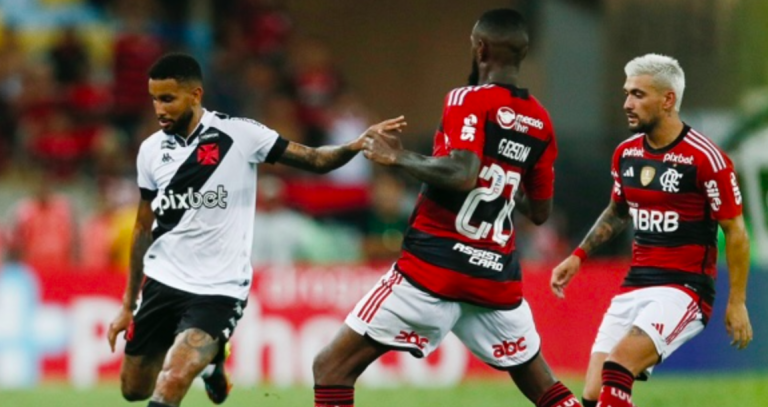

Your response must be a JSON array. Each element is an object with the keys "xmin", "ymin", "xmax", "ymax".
[{"xmin": 0, "ymin": 0, "xmax": 570, "ymax": 274}]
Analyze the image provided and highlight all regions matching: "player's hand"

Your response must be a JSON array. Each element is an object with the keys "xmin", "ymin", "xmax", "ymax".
[
  {"xmin": 550, "ymin": 255, "xmax": 582, "ymax": 299},
  {"xmin": 107, "ymin": 306, "xmax": 134, "ymax": 353},
  {"xmin": 351, "ymin": 116, "xmax": 407, "ymax": 151},
  {"xmin": 725, "ymin": 300, "xmax": 752, "ymax": 350},
  {"xmin": 363, "ymin": 129, "xmax": 405, "ymax": 166}
]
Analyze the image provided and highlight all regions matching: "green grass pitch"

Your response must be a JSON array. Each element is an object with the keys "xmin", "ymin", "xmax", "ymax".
[{"xmin": 3, "ymin": 375, "xmax": 767, "ymax": 406}]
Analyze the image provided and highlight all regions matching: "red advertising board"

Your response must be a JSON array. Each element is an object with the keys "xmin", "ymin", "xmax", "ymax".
[{"xmin": 0, "ymin": 260, "xmax": 627, "ymax": 387}]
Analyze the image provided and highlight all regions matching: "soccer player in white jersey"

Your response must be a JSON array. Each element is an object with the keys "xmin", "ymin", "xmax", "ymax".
[{"xmin": 106, "ymin": 53, "xmax": 406, "ymax": 407}]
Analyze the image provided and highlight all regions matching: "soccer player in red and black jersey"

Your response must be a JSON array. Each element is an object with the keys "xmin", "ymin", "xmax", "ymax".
[
  {"xmin": 312, "ymin": 9, "xmax": 581, "ymax": 407},
  {"xmin": 550, "ymin": 54, "xmax": 753, "ymax": 407}
]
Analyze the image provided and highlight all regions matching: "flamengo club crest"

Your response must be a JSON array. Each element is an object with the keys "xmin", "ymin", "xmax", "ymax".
[
  {"xmin": 640, "ymin": 166, "xmax": 656, "ymax": 186},
  {"xmin": 660, "ymin": 168, "xmax": 683, "ymax": 192}
]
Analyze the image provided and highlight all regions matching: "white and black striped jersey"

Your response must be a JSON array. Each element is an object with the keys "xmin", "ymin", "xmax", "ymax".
[{"xmin": 136, "ymin": 109, "xmax": 288, "ymax": 300}]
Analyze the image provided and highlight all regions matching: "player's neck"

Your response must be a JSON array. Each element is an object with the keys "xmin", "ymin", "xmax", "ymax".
[
  {"xmin": 183, "ymin": 106, "xmax": 204, "ymax": 139},
  {"xmin": 645, "ymin": 117, "xmax": 684, "ymax": 150},
  {"xmin": 482, "ymin": 68, "xmax": 519, "ymax": 87}
]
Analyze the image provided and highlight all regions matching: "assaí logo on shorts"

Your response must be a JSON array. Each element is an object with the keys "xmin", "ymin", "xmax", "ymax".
[
  {"xmin": 492, "ymin": 337, "xmax": 527, "ymax": 358},
  {"xmin": 496, "ymin": 107, "xmax": 543, "ymax": 133},
  {"xmin": 156, "ymin": 185, "xmax": 228, "ymax": 215}
]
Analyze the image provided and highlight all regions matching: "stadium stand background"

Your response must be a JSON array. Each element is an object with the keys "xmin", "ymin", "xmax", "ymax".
[{"xmin": 0, "ymin": 0, "xmax": 767, "ymax": 390}]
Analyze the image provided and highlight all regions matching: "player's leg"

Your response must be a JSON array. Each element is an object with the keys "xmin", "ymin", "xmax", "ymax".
[
  {"xmin": 581, "ymin": 290, "xmax": 636, "ymax": 407},
  {"xmin": 150, "ymin": 293, "xmax": 245, "ymax": 406},
  {"xmin": 313, "ymin": 267, "xmax": 457, "ymax": 407},
  {"xmin": 150, "ymin": 328, "xmax": 220, "ymax": 406},
  {"xmin": 595, "ymin": 287, "xmax": 705, "ymax": 407},
  {"xmin": 314, "ymin": 322, "xmax": 395, "ymax": 386},
  {"xmin": 120, "ymin": 279, "xmax": 181, "ymax": 401},
  {"xmin": 508, "ymin": 353, "xmax": 581, "ymax": 406},
  {"xmin": 120, "ymin": 353, "xmax": 166, "ymax": 401},
  {"xmin": 580, "ymin": 352, "xmax": 607, "ymax": 406},
  {"xmin": 452, "ymin": 300, "xmax": 581, "ymax": 407}
]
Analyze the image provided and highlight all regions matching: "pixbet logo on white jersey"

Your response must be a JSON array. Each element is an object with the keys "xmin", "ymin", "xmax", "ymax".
[{"xmin": 156, "ymin": 185, "xmax": 229, "ymax": 215}]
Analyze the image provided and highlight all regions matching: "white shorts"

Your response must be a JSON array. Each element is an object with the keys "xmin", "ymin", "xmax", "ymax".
[
  {"xmin": 345, "ymin": 267, "xmax": 541, "ymax": 369},
  {"xmin": 592, "ymin": 286, "xmax": 705, "ymax": 376}
]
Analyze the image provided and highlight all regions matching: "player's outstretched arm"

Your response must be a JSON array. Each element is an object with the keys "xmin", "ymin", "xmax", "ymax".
[
  {"xmin": 550, "ymin": 199, "xmax": 630, "ymax": 298},
  {"xmin": 277, "ymin": 116, "xmax": 407, "ymax": 173},
  {"xmin": 363, "ymin": 131, "xmax": 481, "ymax": 192},
  {"xmin": 719, "ymin": 215, "xmax": 753, "ymax": 349},
  {"xmin": 107, "ymin": 199, "xmax": 155, "ymax": 352}
]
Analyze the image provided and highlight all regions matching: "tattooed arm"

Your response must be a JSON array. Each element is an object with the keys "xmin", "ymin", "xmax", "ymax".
[
  {"xmin": 277, "ymin": 142, "xmax": 361, "ymax": 174},
  {"xmin": 276, "ymin": 116, "xmax": 407, "ymax": 174},
  {"xmin": 550, "ymin": 199, "xmax": 631, "ymax": 298},
  {"xmin": 108, "ymin": 199, "xmax": 155, "ymax": 351},
  {"xmin": 577, "ymin": 199, "xmax": 631, "ymax": 255}
]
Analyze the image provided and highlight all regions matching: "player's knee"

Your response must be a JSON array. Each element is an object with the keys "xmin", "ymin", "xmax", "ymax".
[
  {"xmin": 121, "ymin": 384, "xmax": 152, "ymax": 402},
  {"xmin": 312, "ymin": 350, "xmax": 330, "ymax": 382},
  {"xmin": 120, "ymin": 373, "xmax": 153, "ymax": 401},
  {"xmin": 158, "ymin": 365, "xmax": 196, "ymax": 392}
]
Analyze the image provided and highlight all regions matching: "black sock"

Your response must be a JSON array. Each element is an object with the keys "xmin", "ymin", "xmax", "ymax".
[
  {"xmin": 148, "ymin": 402, "xmax": 173, "ymax": 407},
  {"xmin": 582, "ymin": 399, "xmax": 597, "ymax": 407}
]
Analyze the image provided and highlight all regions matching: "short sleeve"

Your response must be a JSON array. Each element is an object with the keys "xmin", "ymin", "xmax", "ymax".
[
  {"xmin": 522, "ymin": 130, "xmax": 557, "ymax": 200},
  {"xmin": 610, "ymin": 148, "xmax": 627, "ymax": 206},
  {"xmin": 441, "ymin": 88, "xmax": 486, "ymax": 157},
  {"xmin": 228, "ymin": 118, "xmax": 285, "ymax": 164},
  {"xmin": 136, "ymin": 143, "xmax": 157, "ymax": 201},
  {"xmin": 699, "ymin": 154, "xmax": 743, "ymax": 220}
]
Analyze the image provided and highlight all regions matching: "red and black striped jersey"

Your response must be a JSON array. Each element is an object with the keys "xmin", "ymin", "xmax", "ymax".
[
  {"xmin": 395, "ymin": 84, "xmax": 557, "ymax": 309},
  {"xmin": 611, "ymin": 124, "xmax": 743, "ymax": 318}
]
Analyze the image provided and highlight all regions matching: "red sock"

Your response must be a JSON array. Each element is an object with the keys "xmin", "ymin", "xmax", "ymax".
[
  {"xmin": 314, "ymin": 385, "xmax": 354, "ymax": 407},
  {"xmin": 536, "ymin": 381, "xmax": 582, "ymax": 407},
  {"xmin": 597, "ymin": 361, "xmax": 635, "ymax": 407}
]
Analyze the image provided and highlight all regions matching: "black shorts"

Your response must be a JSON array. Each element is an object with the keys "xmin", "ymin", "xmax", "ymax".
[{"xmin": 125, "ymin": 278, "xmax": 246, "ymax": 358}]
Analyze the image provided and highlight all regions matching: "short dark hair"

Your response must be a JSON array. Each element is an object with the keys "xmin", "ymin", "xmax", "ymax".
[
  {"xmin": 148, "ymin": 53, "xmax": 203, "ymax": 83},
  {"xmin": 476, "ymin": 8, "xmax": 527, "ymax": 38}
]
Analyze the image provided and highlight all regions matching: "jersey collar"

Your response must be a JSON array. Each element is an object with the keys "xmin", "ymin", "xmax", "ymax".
[
  {"xmin": 172, "ymin": 108, "xmax": 214, "ymax": 147},
  {"xmin": 491, "ymin": 82, "xmax": 530, "ymax": 99},
  {"xmin": 642, "ymin": 122, "xmax": 690, "ymax": 155}
]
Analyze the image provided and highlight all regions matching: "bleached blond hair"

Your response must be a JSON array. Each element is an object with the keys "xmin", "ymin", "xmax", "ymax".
[{"xmin": 625, "ymin": 53, "xmax": 685, "ymax": 111}]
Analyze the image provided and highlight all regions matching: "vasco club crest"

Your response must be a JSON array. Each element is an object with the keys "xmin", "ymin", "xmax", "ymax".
[{"xmin": 197, "ymin": 144, "xmax": 220, "ymax": 166}]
